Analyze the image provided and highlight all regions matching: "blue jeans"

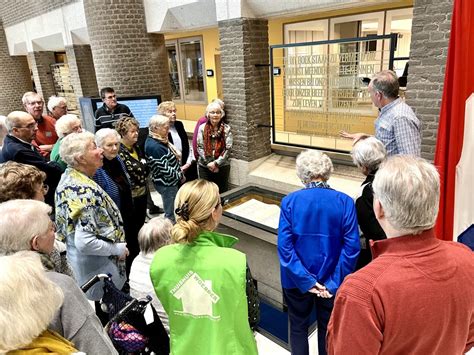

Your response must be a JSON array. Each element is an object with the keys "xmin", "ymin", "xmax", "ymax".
[
  {"xmin": 154, "ymin": 184, "xmax": 179, "ymax": 223},
  {"xmin": 283, "ymin": 287, "xmax": 334, "ymax": 355}
]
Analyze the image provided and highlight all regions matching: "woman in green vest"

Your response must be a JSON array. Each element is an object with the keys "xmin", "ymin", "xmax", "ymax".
[{"xmin": 150, "ymin": 179, "xmax": 259, "ymax": 355}]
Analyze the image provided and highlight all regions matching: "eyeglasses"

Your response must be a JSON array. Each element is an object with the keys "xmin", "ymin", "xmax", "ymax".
[
  {"xmin": 215, "ymin": 199, "xmax": 228, "ymax": 209},
  {"xmin": 15, "ymin": 122, "xmax": 38, "ymax": 130},
  {"xmin": 104, "ymin": 95, "xmax": 116, "ymax": 100},
  {"xmin": 26, "ymin": 100, "xmax": 43, "ymax": 106}
]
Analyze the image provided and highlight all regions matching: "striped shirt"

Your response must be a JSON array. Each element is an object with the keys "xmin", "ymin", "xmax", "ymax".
[{"xmin": 375, "ymin": 98, "xmax": 421, "ymax": 156}]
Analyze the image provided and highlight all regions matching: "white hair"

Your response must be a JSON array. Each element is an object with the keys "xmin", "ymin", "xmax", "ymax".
[
  {"xmin": 60, "ymin": 131, "xmax": 95, "ymax": 168},
  {"xmin": 372, "ymin": 156, "xmax": 440, "ymax": 234},
  {"xmin": 95, "ymin": 128, "xmax": 121, "ymax": 148},
  {"xmin": 0, "ymin": 199, "xmax": 52, "ymax": 255},
  {"xmin": 205, "ymin": 102, "xmax": 225, "ymax": 118},
  {"xmin": 138, "ymin": 216, "xmax": 172, "ymax": 254},
  {"xmin": 212, "ymin": 98, "xmax": 225, "ymax": 110},
  {"xmin": 0, "ymin": 251, "xmax": 63, "ymax": 352},
  {"xmin": 351, "ymin": 136, "xmax": 387, "ymax": 172},
  {"xmin": 21, "ymin": 91, "xmax": 43, "ymax": 106},
  {"xmin": 47, "ymin": 95, "xmax": 67, "ymax": 113},
  {"xmin": 55, "ymin": 114, "xmax": 81, "ymax": 138},
  {"xmin": 148, "ymin": 114, "xmax": 169, "ymax": 131},
  {"xmin": 296, "ymin": 150, "xmax": 333, "ymax": 183}
]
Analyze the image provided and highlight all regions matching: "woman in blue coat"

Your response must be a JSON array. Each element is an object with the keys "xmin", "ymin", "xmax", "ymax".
[{"xmin": 277, "ymin": 150, "xmax": 360, "ymax": 355}]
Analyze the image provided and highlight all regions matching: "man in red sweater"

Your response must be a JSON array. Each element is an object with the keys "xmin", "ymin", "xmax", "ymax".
[
  {"xmin": 327, "ymin": 155, "xmax": 474, "ymax": 354},
  {"xmin": 22, "ymin": 91, "xmax": 59, "ymax": 159}
]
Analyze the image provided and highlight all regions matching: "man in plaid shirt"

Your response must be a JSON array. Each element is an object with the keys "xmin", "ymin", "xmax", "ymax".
[{"xmin": 340, "ymin": 70, "xmax": 421, "ymax": 156}]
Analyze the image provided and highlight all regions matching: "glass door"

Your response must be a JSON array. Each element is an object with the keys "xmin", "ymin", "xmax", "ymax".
[{"xmin": 166, "ymin": 37, "xmax": 206, "ymax": 104}]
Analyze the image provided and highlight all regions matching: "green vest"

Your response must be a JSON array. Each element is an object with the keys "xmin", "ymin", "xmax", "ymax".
[{"xmin": 150, "ymin": 231, "xmax": 258, "ymax": 355}]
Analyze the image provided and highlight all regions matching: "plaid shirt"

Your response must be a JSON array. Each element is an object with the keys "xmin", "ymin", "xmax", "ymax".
[{"xmin": 375, "ymin": 98, "xmax": 421, "ymax": 156}]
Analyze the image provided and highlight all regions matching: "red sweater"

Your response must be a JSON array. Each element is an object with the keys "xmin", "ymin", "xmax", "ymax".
[
  {"xmin": 327, "ymin": 229, "xmax": 474, "ymax": 354},
  {"xmin": 33, "ymin": 115, "xmax": 58, "ymax": 158}
]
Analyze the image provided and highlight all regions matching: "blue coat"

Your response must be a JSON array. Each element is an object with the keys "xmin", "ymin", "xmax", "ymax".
[{"xmin": 277, "ymin": 187, "xmax": 360, "ymax": 295}]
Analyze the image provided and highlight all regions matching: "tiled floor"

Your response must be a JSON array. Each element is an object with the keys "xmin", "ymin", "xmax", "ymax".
[{"xmin": 255, "ymin": 328, "xmax": 319, "ymax": 355}]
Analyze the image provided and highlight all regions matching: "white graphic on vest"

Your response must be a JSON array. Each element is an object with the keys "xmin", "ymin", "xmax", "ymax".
[{"xmin": 171, "ymin": 270, "xmax": 221, "ymax": 320}]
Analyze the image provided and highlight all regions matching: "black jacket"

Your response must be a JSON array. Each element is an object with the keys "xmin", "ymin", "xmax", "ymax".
[
  {"xmin": 0, "ymin": 134, "xmax": 62, "ymax": 207},
  {"xmin": 94, "ymin": 103, "xmax": 133, "ymax": 132}
]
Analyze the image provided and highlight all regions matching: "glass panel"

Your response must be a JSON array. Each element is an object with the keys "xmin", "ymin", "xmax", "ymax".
[
  {"xmin": 274, "ymin": 35, "xmax": 393, "ymax": 152},
  {"xmin": 179, "ymin": 40, "xmax": 205, "ymax": 102},
  {"xmin": 385, "ymin": 8, "xmax": 413, "ymax": 81},
  {"xmin": 167, "ymin": 44, "xmax": 181, "ymax": 100}
]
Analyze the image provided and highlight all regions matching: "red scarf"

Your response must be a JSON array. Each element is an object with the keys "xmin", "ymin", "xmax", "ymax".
[{"xmin": 204, "ymin": 121, "xmax": 226, "ymax": 159}]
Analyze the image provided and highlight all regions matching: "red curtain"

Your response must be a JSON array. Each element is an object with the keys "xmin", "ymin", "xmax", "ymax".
[{"xmin": 434, "ymin": 0, "xmax": 474, "ymax": 241}]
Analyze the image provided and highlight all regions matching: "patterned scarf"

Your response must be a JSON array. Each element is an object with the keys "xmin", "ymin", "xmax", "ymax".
[
  {"xmin": 305, "ymin": 181, "xmax": 331, "ymax": 189},
  {"xmin": 204, "ymin": 120, "xmax": 226, "ymax": 159},
  {"xmin": 149, "ymin": 131, "xmax": 182, "ymax": 161}
]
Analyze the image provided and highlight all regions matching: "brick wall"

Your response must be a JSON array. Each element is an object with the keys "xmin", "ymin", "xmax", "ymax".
[
  {"xmin": 28, "ymin": 51, "xmax": 56, "ymax": 103},
  {"xmin": 219, "ymin": 18, "xmax": 271, "ymax": 162},
  {"xmin": 0, "ymin": 23, "xmax": 32, "ymax": 115},
  {"xmin": 66, "ymin": 44, "xmax": 98, "ymax": 98},
  {"xmin": 0, "ymin": 0, "xmax": 77, "ymax": 27},
  {"xmin": 406, "ymin": 0, "xmax": 453, "ymax": 161},
  {"xmin": 83, "ymin": 1, "xmax": 172, "ymax": 100}
]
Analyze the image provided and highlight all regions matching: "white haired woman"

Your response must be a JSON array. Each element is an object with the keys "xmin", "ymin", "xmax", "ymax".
[
  {"xmin": 0, "ymin": 162, "xmax": 74, "ymax": 277},
  {"xmin": 145, "ymin": 114, "xmax": 184, "ymax": 223},
  {"xmin": 196, "ymin": 101, "xmax": 232, "ymax": 193},
  {"xmin": 129, "ymin": 216, "xmax": 172, "ymax": 333},
  {"xmin": 0, "ymin": 200, "xmax": 117, "ymax": 354},
  {"xmin": 150, "ymin": 179, "xmax": 259, "ymax": 355},
  {"xmin": 351, "ymin": 136, "xmax": 387, "ymax": 269},
  {"xmin": 50, "ymin": 114, "xmax": 83, "ymax": 171},
  {"xmin": 94, "ymin": 128, "xmax": 136, "ymax": 276},
  {"xmin": 56, "ymin": 132, "xmax": 128, "ymax": 305},
  {"xmin": 277, "ymin": 150, "xmax": 360, "ymax": 355},
  {"xmin": 0, "ymin": 251, "xmax": 78, "ymax": 353},
  {"xmin": 158, "ymin": 101, "xmax": 197, "ymax": 181}
]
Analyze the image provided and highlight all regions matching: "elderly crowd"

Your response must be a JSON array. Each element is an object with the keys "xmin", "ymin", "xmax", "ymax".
[{"xmin": 0, "ymin": 71, "xmax": 473, "ymax": 355}]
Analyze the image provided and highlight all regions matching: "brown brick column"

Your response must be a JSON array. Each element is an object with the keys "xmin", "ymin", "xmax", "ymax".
[
  {"xmin": 406, "ymin": 0, "xmax": 453, "ymax": 160},
  {"xmin": 218, "ymin": 18, "xmax": 271, "ymax": 162},
  {"xmin": 28, "ymin": 50, "xmax": 56, "ymax": 102},
  {"xmin": 65, "ymin": 44, "xmax": 98, "ymax": 98},
  {"xmin": 82, "ymin": 1, "xmax": 171, "ymax": 99},
  {"xmin": 0, "ymin": 22, "xmax": 33, "ymax": 115}
]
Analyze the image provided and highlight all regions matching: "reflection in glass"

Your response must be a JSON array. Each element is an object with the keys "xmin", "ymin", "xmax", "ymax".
[
  {"xmin": 167, "ymin": 45, "xmax": 181, "ymax": 100},
  {"xmin": 179, "ymin": 41, "xmax": 205, "ymax": 102}
]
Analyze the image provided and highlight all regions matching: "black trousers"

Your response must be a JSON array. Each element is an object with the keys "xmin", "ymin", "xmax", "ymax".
[
  {"xmin": 198, "ymin": 164, "xmax": 230, "ymax": 193},
  {"xmin": 283, "ymin": 287, "xmax": 334, "ymax": 355}
]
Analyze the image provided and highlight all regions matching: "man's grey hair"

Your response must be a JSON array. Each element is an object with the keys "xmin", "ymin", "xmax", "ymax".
[
  {"xmin": 21, "ymin": 91, "xmax": 43, "ymax": 106},
  {"xmin": 0, "ymin": 251, "xmax": 63, "ymax": 352},
  {"xmin": 60, "ymin": 131, "xmax": 95, "ymax": 168},
  {"xmin": 5, "ymin": 111, "xmax": 32, "ymax": 133},
  {"xmin": 138, "ymin": 216, "xmax": 173, "ymax": 254},
  {"xmin": 95, "ymin": 128, "xmax": 120, "ymax": 148},
  {"xmin": 47, "ymin": 95, "xmax": 67, "ymax": 113},
  {"xmin": 296, "ymin": 149, "xmax": 333, "ymax": 183},
  {"xmin": 371, "ymin": 70, "xmax": 399, "ymax": 99},
  {"xmin": 55, "ymin": 114, "xmax": 81, "ymax": 138},
  {"xmin": 351, "ymin": 136, "xmax": 387, "ymax": 172},
  {"xmin": 0, "ymin": 199, "xmax": 51, "ymax": 255},
  {"xmin": 372, "ymin": 156, "xmax": 440, "ymax": 234},
  {"xmin": 148, "ymin": 115, "xmax": 169, "ymax": 131}
]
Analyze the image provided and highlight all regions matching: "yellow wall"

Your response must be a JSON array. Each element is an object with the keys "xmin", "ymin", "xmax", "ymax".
[{"xmin": 165, "ymin": 28, "xmax": 220, "ymax": 122}]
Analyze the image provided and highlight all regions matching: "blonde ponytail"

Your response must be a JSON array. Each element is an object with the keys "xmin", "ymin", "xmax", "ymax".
[{"xmin": 172, "ymin": 179, "xmax": 220, "ymax": 244}]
